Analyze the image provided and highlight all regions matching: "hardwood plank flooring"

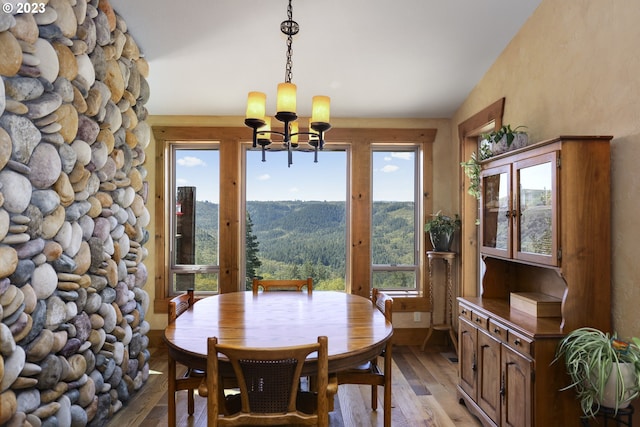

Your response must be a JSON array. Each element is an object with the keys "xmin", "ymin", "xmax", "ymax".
[{"xmin": 107, "ymin": 344, "xmax": 482, "ymax": 427}]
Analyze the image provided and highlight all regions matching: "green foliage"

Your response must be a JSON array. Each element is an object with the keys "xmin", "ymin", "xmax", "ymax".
[
  {"xmin": 372, "ymin": 202, "xmax": 415, "ymax": 265},
  {"xmin": 193, "ymin": 200, "xmax": 418, "ymax": 290},
  {"xmin": 247, "ymin": 201, "xmax": 347, "ymax": 289},
  {"xmin": 245, "ymin": 212, "xmax": 261, "ymax": 290},
  {"xmin": 424, "ymin": 211, "xmax": 461, "ymax": 235},
  {"xmin": 460, "ymin": 141, "xmax": 493, "ymax": 201},
  {"xmin": 460, "ymin": 152, "xmax": 483, "ymax": 200},
  {"xmin": 481, "ymin": 124, "xmax": 527, "ymax": 148},
  {"xmin": 194, "ymin": 201, "xmax": 219, "ymax": 265},
  {"xmin": 190, "ymin": 201, "xmax": 415, "ymax": 290},
  {"xmin": 554, "ymin": 327, "xmax": 640, "ymax": 417}
]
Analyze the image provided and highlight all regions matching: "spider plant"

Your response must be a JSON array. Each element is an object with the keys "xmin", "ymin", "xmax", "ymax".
[{"xmin": 554, "ymin": 327, "xmax": 640, "ymax": 418}]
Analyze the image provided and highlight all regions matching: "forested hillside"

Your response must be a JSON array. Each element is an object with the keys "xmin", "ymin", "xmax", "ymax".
[{"xmin": 193, "ymin": 200, "xmax": 415, "ymax": 290}]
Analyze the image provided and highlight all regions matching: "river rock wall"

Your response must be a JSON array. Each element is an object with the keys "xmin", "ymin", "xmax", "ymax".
[{"xmin": 0, "ymin": 0, "xmax": 151, "ymax": 426}]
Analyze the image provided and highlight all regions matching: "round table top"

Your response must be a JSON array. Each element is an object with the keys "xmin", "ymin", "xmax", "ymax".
[{"xmin": 163, "ymin": 291, "xmax": 393, "ymax": 372}]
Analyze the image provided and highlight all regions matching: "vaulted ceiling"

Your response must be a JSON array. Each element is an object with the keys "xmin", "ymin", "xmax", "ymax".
[{"xmin": 110, "ymin": 0, "xmax": 541, "ymax": 118}]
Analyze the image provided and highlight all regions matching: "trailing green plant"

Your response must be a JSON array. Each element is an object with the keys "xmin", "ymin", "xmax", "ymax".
[
  {"xmin": 424, "ymin": 211, "xmax": 461, "ymax": 235},
  {"xmin": 460, "ymin": 143, "xmax": 492, "ymax": 201},
  {"xmin": 460, "ymin": 152, "xmax": 482, "ymax": 200},
  {"xmin": 553, "ymin": 327, "xmax": 640, "ymax": 418},
  {"xmin": 481, "ymin": 124, "xmax": 527, "ymax": 148}
]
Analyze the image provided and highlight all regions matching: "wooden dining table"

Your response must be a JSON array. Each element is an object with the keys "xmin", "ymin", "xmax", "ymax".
[{"xmin": 163, "ymin": 290, "xmax": 394, "ymax": 374}]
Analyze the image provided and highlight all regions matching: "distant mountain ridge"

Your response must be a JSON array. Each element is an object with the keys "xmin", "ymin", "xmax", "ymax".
[{"xmin": 194, "ymin": 200, "xmax": 415, "ymax": 287}]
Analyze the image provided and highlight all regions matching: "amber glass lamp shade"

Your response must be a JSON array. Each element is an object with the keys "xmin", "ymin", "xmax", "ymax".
[
  {"xmin": 246, "ymin": 92, "xmax": 267, "ymax": 121},
  {"xmin": 290, "ymin": 122, "xmax": 299, "ymax": 144},
  {"xmin": 311, "ymin": 96, "xmax": 330, "ymax": 124},
  {"xmin": 276, "ymin": 82, "xmax": 297, "ymax": 114},
  {"xmin": 257, "ymin": 117, "xmax": 272, "ymax": 143}
]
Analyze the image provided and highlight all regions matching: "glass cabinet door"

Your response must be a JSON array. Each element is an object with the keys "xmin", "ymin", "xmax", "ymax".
[
  {"xmin": 480, "ymin": 165, "xmax": 512, "ymax": 258},
  {"xmin": 513, "ymin": 152, "xmax": 558, "ymax": 266}
]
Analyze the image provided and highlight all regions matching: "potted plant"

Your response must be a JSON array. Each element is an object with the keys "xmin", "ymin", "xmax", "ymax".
[
  {"xmin": 481, "ymin": 124, "xmax": 528, "ymax": 155},
  {"xmin": 424, "ymin": 211, "xmax": 461, "ymax": 252},
  {"xmin": 553, "ymin": 327, "xmax": 640, "ymax": 418}
]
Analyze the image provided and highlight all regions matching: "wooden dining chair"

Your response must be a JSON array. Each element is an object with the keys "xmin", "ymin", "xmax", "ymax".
[
  {"xmin": 252, "ymin": 277, "xmax": 313, "ymax": 295},
  {"xmin": 201, "ymin": 335, "xmax": 336, "ymax": 427},
  {"xmin": 167, "ymin": 289, "xmax": 204, "ymax": 426},
  {"xmin": 337, "ymin": 288, "xmax": 393, "ymax": 427}
]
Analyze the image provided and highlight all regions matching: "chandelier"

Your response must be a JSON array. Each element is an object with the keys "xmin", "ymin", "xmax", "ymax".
[{"xmin": 244, "ymin": 0, "xmax": 331, "ymax": 167}]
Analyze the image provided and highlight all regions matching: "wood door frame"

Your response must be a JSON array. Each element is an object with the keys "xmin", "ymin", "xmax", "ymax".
[{"xmin": 457, "ymin": 98, "xmax": 505, "ymax": 298}]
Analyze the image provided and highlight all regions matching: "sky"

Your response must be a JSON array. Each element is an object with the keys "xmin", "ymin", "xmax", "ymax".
[{"xmin": 174, "ymin": 147, "xmax": 416, "ymax": 203}]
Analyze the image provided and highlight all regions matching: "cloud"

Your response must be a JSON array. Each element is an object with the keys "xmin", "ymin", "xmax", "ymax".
[
  {"xmin": 391, "ymin": 152, "xmax": 413, "ymax": 160},
  {"xmin": 381, "ymin": 165, "xmax": 399, "ymax": 173},
  {"xmin": 176, "ymin": 178, "xmax": 189, "ymax": 185},
  {"xmin": 258, "ymin": 174, "xmax": 271, "ymax": 181},
  {"xmin": 289, "ymin": 186, "xmax": 300, "ymax": 194},
  {"xmin": 177, "ymin": 156, "xmax": 207, "ymax": 167}
]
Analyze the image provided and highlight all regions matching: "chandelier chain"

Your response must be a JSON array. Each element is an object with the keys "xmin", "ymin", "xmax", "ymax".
[
  {"xmin": 285, "ymin": 33, "xmax": 293, "ymax": 83},
  {"xmin": 281, "ymin": 0, "xmax": 298, "ymax": 84},
  {"xmin": 245, "ymin": 0, "xmax": 330, "ymax": 166}
]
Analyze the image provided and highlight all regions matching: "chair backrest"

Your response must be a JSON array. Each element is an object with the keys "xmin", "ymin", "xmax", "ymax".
[
  {"xmin": 252, "ymin": 278, "xmax": 313, "ymax": 295},
  {"xmin": 168, "ymin": 289, "xmax": 195, "ymax": 323},
  {"xmin": 372, "ymin": 288, "xmax": 393, "ymax": 322},
  {"xmin": 206, "ymin": 336, "xmax": 329, "ymax": 426}
]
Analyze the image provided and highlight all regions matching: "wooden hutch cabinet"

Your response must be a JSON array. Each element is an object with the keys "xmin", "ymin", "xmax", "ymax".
[{"xmin": 457, "ymin": 136, "xmax": 612, "ymax": 427}]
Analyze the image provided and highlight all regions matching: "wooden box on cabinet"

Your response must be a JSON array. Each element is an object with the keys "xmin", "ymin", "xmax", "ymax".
[
  {"xmin": 509, "ymin": 292, "xmax": 561, "ymax": 318},
  {"xmin": 457, "ymin": 136, "xmax": 612, "ymax": 427}
]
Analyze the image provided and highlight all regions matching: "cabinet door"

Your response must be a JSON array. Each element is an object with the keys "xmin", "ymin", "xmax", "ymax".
[
  {"xmin": 478, "ymin": 329, "xmax": 501, "ymax": 425},
  {"xmin": 480, "ymin": 165, "xmax": 512, "ymax": 258},
  {"xmin": 502, "ymin": 345, "xmax": 533, "ymax": 427},
  {"xmin": 458, "ymin": 318, "xmax": 478, "ymax": 400},
  {"xmin": 513, "ymin": 152, "xmax": 559, "ymax": 266}
]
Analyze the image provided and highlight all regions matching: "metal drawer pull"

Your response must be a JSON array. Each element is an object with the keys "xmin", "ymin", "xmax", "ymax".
[{"xmin": 513, "ymin": 338, "xmax": 521, "ymax": 346}]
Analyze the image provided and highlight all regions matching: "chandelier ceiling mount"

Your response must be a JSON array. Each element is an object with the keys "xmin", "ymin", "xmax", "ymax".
[{"xmin": 244, "ymin": 0, "xmax": 331, "ymax": 167}]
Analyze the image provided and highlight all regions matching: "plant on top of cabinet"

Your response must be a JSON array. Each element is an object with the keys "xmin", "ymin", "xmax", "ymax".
[
  {"xmin": 482, "ymin": 124, "xmax": 528, "ymax": 155},
  {"xmin": 554, "ymin": 327, "xmax": 640, "ymax": 418},
  {"xmin": 425, "ymin": 211, "xmax": 461, "ymax": 252}
]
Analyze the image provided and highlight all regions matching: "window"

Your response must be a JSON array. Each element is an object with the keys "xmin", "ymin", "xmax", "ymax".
[
  {"xmin": 155, "ymin": 126, "xmax": 434, "ymax": 307},
  {"xmin": 244, "ymin": 148, "xmax": 348, "ymax": 291},
  {"xmin": 371, "ymin": 146, "xmax": 420, "ymax": 291},
  {"xmin": 169, "ymin": 143, "xmax": 220, "ymax": 295}
]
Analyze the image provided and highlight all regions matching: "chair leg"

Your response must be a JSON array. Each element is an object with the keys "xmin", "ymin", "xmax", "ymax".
[
  {"xmin": 188, "ymin": 389, "xmax": 195, "ymax": 415},
  {"xmin": 168, "ymin": 355, "xmax": 177, "ymax": 427},
  {"xmin": 371, "ymin": 384, "xmax": 378, "ymax": 410}
]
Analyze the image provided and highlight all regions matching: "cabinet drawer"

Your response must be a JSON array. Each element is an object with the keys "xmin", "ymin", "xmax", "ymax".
[
  {"xmin": 488, "ymin": 318, "xmax": 507, "ymax": 341},
  {"xmin": 471, "ymin": 311, "xmax": 488, "ymax": 329},
  {"xmin": 459, "ymin": 304, "xmax": 473, "ymax": 322},
  {"xmin": 507, "ymin": 329, "xmax": 533, "ymax": 357}
]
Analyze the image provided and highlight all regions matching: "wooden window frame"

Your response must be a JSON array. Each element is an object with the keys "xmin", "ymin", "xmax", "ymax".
[{"xmin": 153, "ymin": 126, "xmax": 436, "ymax": 312}]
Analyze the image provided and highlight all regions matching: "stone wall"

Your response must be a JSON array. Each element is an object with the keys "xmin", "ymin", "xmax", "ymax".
[{"xmin": 0, "ymin": 0, "xmax": 151, "ymax": 426}]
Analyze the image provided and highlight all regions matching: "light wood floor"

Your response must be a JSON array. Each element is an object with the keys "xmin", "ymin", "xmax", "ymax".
[{"xmin": 107, "ymin": 344, "xmax": 482, "ymax": 427}]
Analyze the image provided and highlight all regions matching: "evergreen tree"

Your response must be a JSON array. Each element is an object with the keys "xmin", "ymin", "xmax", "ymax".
[{"xmin": 245, "ymin": 212, "xmax": 261, "ymax": 290}]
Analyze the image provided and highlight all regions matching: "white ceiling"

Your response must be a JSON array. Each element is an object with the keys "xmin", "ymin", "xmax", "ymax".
[{"xmin": 109, "ymin": 0, "xmax": 541, "ymax": 119}]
